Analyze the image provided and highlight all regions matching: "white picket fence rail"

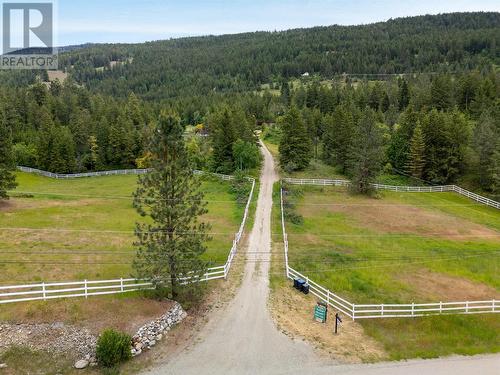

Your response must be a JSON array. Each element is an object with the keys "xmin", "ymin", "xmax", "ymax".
[
  {"xmin": 0, "ymin": 169, "xmax": 256, "ymax": 304},
  {"xmin": 280, "ymin": 186, "xmax": 499, "ymax": 320},
  {"xmin": 282, "ymin": 178, "xmax": 500, "ymax": 210}
]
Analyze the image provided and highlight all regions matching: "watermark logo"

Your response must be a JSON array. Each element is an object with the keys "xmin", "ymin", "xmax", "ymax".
[{"xmin": 1, "ymin": 1, "xmax": 58, "ymax": 69}]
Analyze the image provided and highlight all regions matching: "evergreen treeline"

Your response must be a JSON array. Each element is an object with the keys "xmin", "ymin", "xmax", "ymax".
[
  {"xmin": 273, "ymin": 70, "xmax": 499, "ymax": 196},
  {"xmin": 0, "ymin": 80, "xmax": 153, "ymax": 173},
  {"xmin": 0, "ymin": 12, "xmax": 498, "ymax": 199},
  {"xmin": 0, "ymin": 79, "xmax": 263, "ymax": 175},
  {"xmin": 1, "ymin": 69, "xmax": 498, "ymax": 197}
]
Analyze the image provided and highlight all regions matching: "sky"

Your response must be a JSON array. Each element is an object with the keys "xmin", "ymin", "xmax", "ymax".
[{"xmin": 3, "ymin": 0, "xmax": 500, "ymax": 46}]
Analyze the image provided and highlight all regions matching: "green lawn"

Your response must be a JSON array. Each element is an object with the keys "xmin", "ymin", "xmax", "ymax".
[
  {"xmin": 0, "ymin": 172, "xmax": 245, "ymax": 283},
  {"xmin": 280, "ymin": 185, "xmax": 500, "ymax": 359}
]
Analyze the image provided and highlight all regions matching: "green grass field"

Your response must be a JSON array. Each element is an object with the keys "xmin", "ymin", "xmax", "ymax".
[
  {"xmin": 0, "ymin": 172, "xmax": 245, "ymax": 284},
  {"xmin": 279, "ymin": 185, "xmax": 500, "ymax": 359}
]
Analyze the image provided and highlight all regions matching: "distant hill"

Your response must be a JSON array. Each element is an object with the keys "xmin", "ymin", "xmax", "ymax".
[{"xmin": 24, "ymin": 12, "xmax": 500, "ymax": 100}]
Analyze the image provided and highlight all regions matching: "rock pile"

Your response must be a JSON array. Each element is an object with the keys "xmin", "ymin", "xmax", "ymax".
[
  {"xmin": 0, "ymin": 322, "xmax": 97, "ymax": 366},
  {"xmin": 131, "ymin": 302, "xmax": 186, "ymax": 357},
  {"xmin": 0, "ymin": 303, "xmax": 186, "ymax": 370}
]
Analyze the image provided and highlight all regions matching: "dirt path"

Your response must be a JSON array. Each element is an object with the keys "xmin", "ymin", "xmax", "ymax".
[
  {"xmin": 143, "ymin": 143, "xmax": 500, "ymax": 375},
  {"xmin": 144, "ymin": 142, "xmax": 326, "ymax": 374}
]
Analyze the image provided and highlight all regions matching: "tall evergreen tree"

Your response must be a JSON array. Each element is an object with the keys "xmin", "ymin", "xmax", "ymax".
[
  {"xmin": 210, "ymin": 107, "xmax": 237, "ymax": 173},
  {"xmin": 0, "ymin": 111, "xmax": 17, "ymax": 199},
  {"xmin": 406, "ymin": 122, "xmax": 426, "ymax": 179},
  {"xmin": 398, "ymin": 78, "xmax": 410, "ymax": 110},
  {"xmin": 349, "ymin": 108, "xmax": 384, "ymax": 195},
  {"xmin": 474, "ymin": 113, "xmax": 498, "ymax": 189},
  {"xmin": 323, "ymin": 104, "xmax": 356, "ymax": 174},
  {"xmin": 489, "ymin": 150, "xmax": 500, "ymax": 197},
  {"xmin": 133, "ymin": 112, "xmax": 210, "ymax": 299},
  {"xmin": 279, "ymin": 107, "xmax": 312, "ymax": 171}
]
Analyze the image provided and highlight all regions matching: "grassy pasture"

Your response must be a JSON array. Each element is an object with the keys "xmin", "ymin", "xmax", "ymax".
[
  {"xmin": 280, "ymin": 185, "xmax": 500, "ymax": 358},
  {"xmin": 0, "ymin": 172, "xmax": 244, "ymax": 284}
]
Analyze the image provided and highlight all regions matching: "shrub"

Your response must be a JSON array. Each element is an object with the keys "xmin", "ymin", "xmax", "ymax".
[
  {"xmin": 230, "ymin": 170, "xmax": 251, "ymax": 205},
  {"xmin": 96, "ymin": 329, "xmax": 132, "ymax": 368}
]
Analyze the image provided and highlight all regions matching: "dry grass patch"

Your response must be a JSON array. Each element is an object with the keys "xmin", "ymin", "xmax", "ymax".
[
  {"xmin": 300, "ymin": 195, "xmax": 498, "ymax": 241},
  {"xmin": 397, "ymin": 269, "xmax": 498, "ymax": 302},
  {"xmin": 269, "ymin": 286, "xmax": 387, "ymax": 363}
]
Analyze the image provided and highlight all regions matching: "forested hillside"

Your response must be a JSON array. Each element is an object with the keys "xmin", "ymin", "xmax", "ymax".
[
  {"xmin": 1, "ymin": 12, "xmax": 498, "ymax": 100},
  {"xmin": 66, "ymin": 12, "xmax": 499, "ymax": 100}
]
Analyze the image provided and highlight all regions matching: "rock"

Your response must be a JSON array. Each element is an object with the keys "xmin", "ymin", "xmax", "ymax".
[
  {"xmin": 156, "ymin": 334, "xmax": 163, "ymax": 341},
  {"xmin": 74, "ymin": 359, "xmax": 89, "ymax": 369},
  {"xmin": 0, "ymin": 364, "xmax": 7, "ymax": 369}
]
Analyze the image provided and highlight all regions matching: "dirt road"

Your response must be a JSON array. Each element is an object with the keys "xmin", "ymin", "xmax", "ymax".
[
  {"xmin": 144, "ymin": 143, "xmax": 500, "ymax": 375},
  {"xmin": 145, "ymin": 142, "xmax": 325, "ymax": 374}
]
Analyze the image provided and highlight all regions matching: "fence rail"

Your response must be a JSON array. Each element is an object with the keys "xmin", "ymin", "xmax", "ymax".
[
  {"xmin": 17, "ymin": 166, "xmax": 240, "ymax": 182},
  {"xmin": 280, "ymin": 185, "xmax": 499, "ymax": 320},
  {"xmin": 1, "ymin": 169, "xmax": 256, "ymax": 305},
  {"xmin": 282, "ymin": 178, "xmax": 500, "ymax": 209}
]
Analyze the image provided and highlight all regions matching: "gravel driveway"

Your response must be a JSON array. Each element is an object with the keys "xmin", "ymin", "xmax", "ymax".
[{"xmin": 144, "ymin": 142, "xmax": 500, "ymax": 375}]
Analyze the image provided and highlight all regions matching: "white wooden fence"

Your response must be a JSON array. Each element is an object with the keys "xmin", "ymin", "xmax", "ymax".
[
  {"xmin": 282, "ymin": 178, "xmax": 500, "ymax": 210},
  {"xmin": 17, "ymin": 166, "xmax": 238, "ymax": 182},
  {"xmin": 0, "ymin": 169, "xmax": 256, "ymax": 305},
  {"xmin": 280, "ymin": 187, "xmax": 499, "ymax": 320}
]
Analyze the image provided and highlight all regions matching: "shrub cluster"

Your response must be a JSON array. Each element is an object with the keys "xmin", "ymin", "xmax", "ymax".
[{"xmin": 96, "ymin": 329, "xmax": 132, "ymax": 368}]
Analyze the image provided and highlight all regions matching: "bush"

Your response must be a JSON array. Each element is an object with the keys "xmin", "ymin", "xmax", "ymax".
[
  {"xmin": 230, "ymin": 170, "xmax": 251, "ymax": 205},
  {"xmin": 96, "ymin": 329, "xmax": 132, "ymax": 368}
]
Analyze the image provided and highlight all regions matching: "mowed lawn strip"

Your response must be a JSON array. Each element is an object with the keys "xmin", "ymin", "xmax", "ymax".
[
  {"xmin": 282, "ymin": 185, "xmax": 500, "ymax": 359},
  {"xmin": 0, "ymin": 172, "xmax": 245, "ymax": 283}
]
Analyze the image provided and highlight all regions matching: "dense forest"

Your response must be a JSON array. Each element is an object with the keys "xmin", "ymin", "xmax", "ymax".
[
  {"xmin": 1, "ymin": 12, "xmax": 498, "ymax": 101},
  {"xmin": 0, "ymin": 12, "xmax": 499, "ymax": 198}
]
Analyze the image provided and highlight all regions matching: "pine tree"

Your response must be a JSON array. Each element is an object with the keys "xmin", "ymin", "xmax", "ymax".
[
  {"xmin": 210, "ymin": 107, "xmax": 237, "ymax": 173},
  {"xmin": 88, "ymin": 135, "xmax": 100, "ymax": 171},
  {"xmin": 398, "ymin": 78, "xmax": 410, "ymax": 110},
  {"xmin": 133, "ymin": 112, "xmax": 210, "ymax": 299},
  {"xmin": 387, "ymin": 107, "xmax": 418, "ymax": 171},
  {"xmin": 406, "ymin": 122, "xmax": 426, "ymax": 179},
  {"xmin": 0, "ymin": 111, "xmax": 17, "ymax": 199},
  {"xmin": 349, "ymin": 108, "xmax": 384, "ymax": 195},
  {"xmin": 279, "ymin": 107, "xmax": 312, "ymax": 171},
  {"xmin": 489, "ymin": 150, "xmax": 500, "ymax": 196},
  {"xmin": 280, "ymin": 81, "xmax": 291, "ymax": 105},
  {"xmin": 322, "ymin": 104, "xmax": 356, "ymax": 174},
  {"xmin": 474, "ymin": 113, "xmax": 498, "ymax": 190}
]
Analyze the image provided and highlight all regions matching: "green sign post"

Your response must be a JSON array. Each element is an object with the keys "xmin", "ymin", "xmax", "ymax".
[{"xmin": 314, "ymin": 304, "xmax": 327, "ymax": 323}]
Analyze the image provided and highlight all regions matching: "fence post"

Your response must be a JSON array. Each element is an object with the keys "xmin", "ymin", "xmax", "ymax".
[
  {"xmin": 440, "ymin": 301, "xmax": 442, "ymax": 314},
  {"xmin": 412, "ymin": 302, "xmax": 415, "ymax": 317},
  {"xmin": 327, "ymin": 290, "xmax": 330, "ymax": 306},
  {"xmin": 42, "ymin": 282, "xmax": 46, "ymax": 301},
  {"xmin": 465, "ymin": 301, "xmax": 469, "ymax": 313},
  {"xmin": 84, "ymin": 280, "xmax": 88, "ymax": 298},
  {"xmin": 120, "ymin": 278, "xmax": 124, "ymax": 292},
  {"xmin": 493, "ymin": 300, "xmax": 496, "ymax": 312},
  {"xmin": 352, "ymin": 305, "xmax": 355, "ymax": 321},
  {"xmin": 381, "ymin": 304, "xmax": 384, "ymax": 317}
]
